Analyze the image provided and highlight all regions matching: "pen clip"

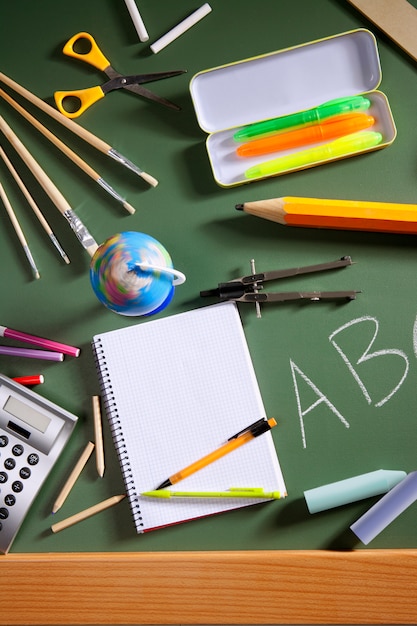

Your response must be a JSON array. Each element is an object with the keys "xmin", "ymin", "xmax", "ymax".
[{"xmin": 228, "ymin": 418, "xmax": 268, "ymax": 440}]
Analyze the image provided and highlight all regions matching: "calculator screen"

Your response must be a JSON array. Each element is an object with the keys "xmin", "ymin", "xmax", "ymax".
[{"xmin": 4, "ymin": 396, "xmax": 51, "ymax": 433}]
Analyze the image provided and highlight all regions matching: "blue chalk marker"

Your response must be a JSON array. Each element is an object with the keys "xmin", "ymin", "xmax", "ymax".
[
  {"xmin": 304, "ymin": 469, "xmax": 407, "ymax": 514},
  {"xmin": 350, "ymin": 470, "xmax": 417, "ymax": 545}
]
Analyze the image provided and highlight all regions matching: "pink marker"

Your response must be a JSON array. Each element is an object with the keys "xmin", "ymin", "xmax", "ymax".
[{"xmin": 0, "ymin": 325, "xmax": 80, "ymax": 357}]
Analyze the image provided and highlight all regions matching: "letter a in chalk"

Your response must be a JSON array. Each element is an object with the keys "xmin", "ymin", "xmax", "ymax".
[{"xmin": 290, "ymin": 359, "xmax": 350, "ymax": 449}]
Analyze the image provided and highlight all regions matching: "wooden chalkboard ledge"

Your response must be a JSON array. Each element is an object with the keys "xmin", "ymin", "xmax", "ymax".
[{"xmin": 1, "ymin": 550, "xmax": 416, "ymax": 624}]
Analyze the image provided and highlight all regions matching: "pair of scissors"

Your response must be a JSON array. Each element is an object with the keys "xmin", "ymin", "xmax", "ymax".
[{"xmin": 54, "ymin": 32, "xmax": 186, "ymax": 118}]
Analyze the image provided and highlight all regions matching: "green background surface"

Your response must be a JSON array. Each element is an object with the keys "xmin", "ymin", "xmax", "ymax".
[{"xmin": 1, "ymin": 0, "xmax": 417, "ymax": 553}]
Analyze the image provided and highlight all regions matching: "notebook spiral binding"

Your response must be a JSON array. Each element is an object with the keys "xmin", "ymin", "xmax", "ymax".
[{"xmin": 92, "ymin": 340, "xmax": 144, "ymax": 530}]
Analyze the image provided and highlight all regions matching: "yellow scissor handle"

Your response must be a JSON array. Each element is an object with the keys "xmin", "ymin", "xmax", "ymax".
[
  {"xmin": 54, "ymin": 85, "xmax": 105, "ymax": 118},
  {"xmin": 62, "ymin": 32, "xmax": 110, "ymax": 72}
]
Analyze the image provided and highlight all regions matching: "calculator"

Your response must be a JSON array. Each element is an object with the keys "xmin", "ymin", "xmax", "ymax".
[{"xmin": 0, "ymin": 374, "xmax": 78, "ymax": 553}]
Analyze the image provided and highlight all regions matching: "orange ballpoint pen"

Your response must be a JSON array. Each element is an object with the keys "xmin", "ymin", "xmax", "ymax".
[{"xmin": 236, "ymin": 113, "xmax": 375, "ymax": 157}]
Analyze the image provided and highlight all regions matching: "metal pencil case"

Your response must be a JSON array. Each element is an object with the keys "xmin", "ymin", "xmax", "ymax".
[{"xmin": 189, "ymin": 29, "xmax": 396, "ymax": 187}]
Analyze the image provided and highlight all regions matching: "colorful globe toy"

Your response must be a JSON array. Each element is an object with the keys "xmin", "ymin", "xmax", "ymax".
[{"xmin": 90, "ymin": 231, "xmax": 186, "ymax": 316}]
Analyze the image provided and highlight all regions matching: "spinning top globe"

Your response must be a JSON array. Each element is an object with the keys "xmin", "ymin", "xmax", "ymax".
[{"xmin": 90, "ymin": 231, "xmax": 185, "ymax": 316}]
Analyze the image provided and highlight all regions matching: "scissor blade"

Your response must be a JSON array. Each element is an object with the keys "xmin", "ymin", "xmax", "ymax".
[{"xmin": 102, "ymin": 70, "xmax": 186, "ymax": 110}]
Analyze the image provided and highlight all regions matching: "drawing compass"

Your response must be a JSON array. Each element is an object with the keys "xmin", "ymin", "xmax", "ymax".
[{"xmin": 200, "ymin": 256, "xmax": 360, "ymax": 317}]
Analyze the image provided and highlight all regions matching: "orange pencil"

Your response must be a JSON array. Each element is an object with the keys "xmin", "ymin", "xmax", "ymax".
[
  {"xmin": 236, "ymin": 113, "xmax": 375, "ymax": 157},
  {"xmin": 235, "ymin": 196, "xmax": 417, "ymax": 235}
]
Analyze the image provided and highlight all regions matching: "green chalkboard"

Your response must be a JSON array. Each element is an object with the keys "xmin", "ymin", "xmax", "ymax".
[{"xmin": 1, "ymin": 0, "xmax": 417, "ymax": 554}]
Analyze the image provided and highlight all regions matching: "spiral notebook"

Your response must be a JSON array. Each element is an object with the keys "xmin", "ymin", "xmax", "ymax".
[{"xmin": 92, "ymin": 302, "xmax": 286, "ymax": 533}]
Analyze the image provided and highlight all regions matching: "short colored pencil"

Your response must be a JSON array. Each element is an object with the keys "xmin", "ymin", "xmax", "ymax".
[
  {"xmin": 92, "ymin": 395, "xmax": 105, "ymax": 477},
  {"xmin": 0, "ymin": 346, "xmax": 63, "ymax": 361},
  {"xmin": 236, "ymin": 196, "xmax": 417, "ymax": 235},
  {"xmin": 0, "ymin": 324, "xmax": 80, "ymax": 357},
  {"xmin": 52, "ymin": 441, "xmax": 95, "ymax": 514},
  {"xmin": 51, "ymin": 494, "xmax": 126, "ymax": 533}
]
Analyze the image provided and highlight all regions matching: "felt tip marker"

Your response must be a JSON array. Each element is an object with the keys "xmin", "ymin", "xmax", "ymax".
[
  {"xmin": 0, "ymin": 346, "xmax": 64, "ymax": 361},
  {"xmin": 244, "ymin": 131, "xmax": 383, "ymax": 179},
  {"xmin": 12, "ymin": 375, "xmax": 44, "ymax": 386},
  {"xmin": 0, "ymin": 325, "xmax": 80, "ymax": 357},
  {"xmin": 233, "ymin": 95, "xmax": 372, "ymax": 141}
]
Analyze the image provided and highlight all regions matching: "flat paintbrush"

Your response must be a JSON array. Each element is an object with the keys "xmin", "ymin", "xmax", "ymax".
[
  {"xmin": 0, "ymin": 71, "xmax": 158, "ymax": 187},
  {"xmin": 0, "ymin": 114, "xmax": 98, "ymax": 257},
  {"xmin": 0, "ymin": 89, "xmax": 135, "ymax": 214},
  {"xmin": 0, "ymin": 182, "xmax": 40, "ymax": 279},
  {"xmin": 0, "ymin": 145, "xmax": 70, "ymax": 263}
]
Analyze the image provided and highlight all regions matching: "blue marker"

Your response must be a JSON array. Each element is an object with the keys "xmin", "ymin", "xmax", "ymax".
[{"xmin": 304, "ymin": 469, "xmax": 407, "ymax": 514}]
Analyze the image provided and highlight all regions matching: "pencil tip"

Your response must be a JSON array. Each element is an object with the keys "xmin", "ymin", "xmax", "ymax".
[
  {"xmin": 235, "ymin": 204, "xmax": 244, "ymax": 211},
  {"xmin": 156, "ymin": 479, "xmax": 172, "ymax": 490}
]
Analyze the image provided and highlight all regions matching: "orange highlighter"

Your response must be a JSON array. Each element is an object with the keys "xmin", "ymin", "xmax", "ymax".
[{"xmin": 236, "ymin": 113, "xmax": 375, "ymax": 158}]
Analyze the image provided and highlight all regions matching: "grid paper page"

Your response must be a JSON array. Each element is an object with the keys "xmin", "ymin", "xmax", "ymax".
[{"xmin": 93, "ymin": 302, "xmax": 286, "ymax": 532}]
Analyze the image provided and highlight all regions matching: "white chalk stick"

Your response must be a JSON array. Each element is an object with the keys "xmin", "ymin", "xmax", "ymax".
[
  {"xmin": 150, "ymin": 3, "xmax": 212, "ymax": 54},
  {"xmin": 124, "ymin": 0, "xmax": 149, "ymax": 42}
]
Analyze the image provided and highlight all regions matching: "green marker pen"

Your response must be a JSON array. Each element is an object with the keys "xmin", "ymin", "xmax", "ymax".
[
  {"xmin": 233, "ymin": 96, "xmax": 372, "ymax": 142},
  {"xmin": 244, "ymin": 131, "xmax": 383, "ymax": 179}
]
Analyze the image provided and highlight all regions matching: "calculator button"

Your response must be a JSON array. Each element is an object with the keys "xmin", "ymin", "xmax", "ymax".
[
  {"xmin": 27, "ymin": 453, "xmax": 39, "ymax": 466},
  {"xmin": 0, "ymin": 507, "xmax": 9, "ymax": 519},
  {"xmin": 0, "ymin": 435, "xmax": 8, "ymax": 447},
  {"xmin": 19, "ymin": 467, "xmax": 31, "ymax": 479},
  {"xmin": 4, "ymin": 494, "xmax": 15, "ymax": 507},
  {"xmin": 12, "ymin": 481, "xmax": 23, "ymax": 493},
  {"xmin": 4, "ymin": 458, "xmax": 15, "ymax": 470},
  {"xmin": 12, "ymin": 444, "xmax": 24, "ymax": 457},
  {"xmin": 0, "ymin": 472, "xmax": 7, "ymax": 484}
]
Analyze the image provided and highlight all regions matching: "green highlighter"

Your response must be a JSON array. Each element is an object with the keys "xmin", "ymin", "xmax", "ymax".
[{"xmin": 233, "ymin": 95, "xmax": 371, "ymax": 142}]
